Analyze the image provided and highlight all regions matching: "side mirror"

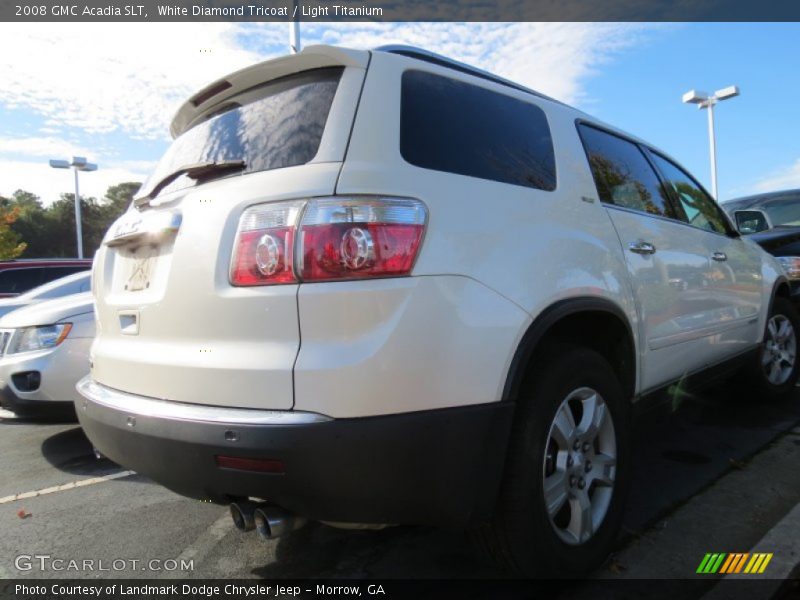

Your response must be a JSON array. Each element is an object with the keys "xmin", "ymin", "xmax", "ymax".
[{"xmin": 734, "ymin": 209, "xmax": 772, "ymax": 234}]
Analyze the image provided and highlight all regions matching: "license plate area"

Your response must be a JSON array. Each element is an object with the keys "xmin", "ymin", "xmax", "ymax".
[
  {"xmin": 123, "ymin": 245, "xmax": 159, "ymax": 292},
  {"xmin": 108, "ymin": 239, "xmax": 174, "ymax": 300}
]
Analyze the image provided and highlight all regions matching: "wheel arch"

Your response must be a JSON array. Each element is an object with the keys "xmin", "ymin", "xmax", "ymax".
[
  {"xmin": 772, "ymin": 276, "xmax": 791, "ymax": 307},
  {"xmin": 502, "ymin": 297, "xmax": 637, "ymax": 404}
]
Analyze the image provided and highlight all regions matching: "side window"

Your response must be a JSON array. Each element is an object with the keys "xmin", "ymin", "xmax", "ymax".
[
  {"xmin": 578, "ymin": 124, "xmax": 675, "ymax": 219},
  {"xmin": 401, "ymin": 70, "xmax": 556, "ymax": 191},
  {"xmin": 649, "ymin": 153, "xmax": 730, "ymax": 234},
  {"xmin": 0, "ymin": 268, "xmax": 43, "ymax": 294}
]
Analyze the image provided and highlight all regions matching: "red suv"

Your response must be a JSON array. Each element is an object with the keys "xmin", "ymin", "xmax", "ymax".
[{"xmin": 0, "ymin": 259, "xmax": 92, "ymax": 298}]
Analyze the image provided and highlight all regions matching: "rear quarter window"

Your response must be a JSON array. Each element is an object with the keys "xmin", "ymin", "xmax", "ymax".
[{"xmin": 400, "ymin": 70, "xmax": 556, "ymax": 191}]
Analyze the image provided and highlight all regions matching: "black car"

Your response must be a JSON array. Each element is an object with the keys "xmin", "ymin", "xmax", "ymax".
[{"xmin": 723, "ymin": 189, "xmax": 800, "ymax": 298}]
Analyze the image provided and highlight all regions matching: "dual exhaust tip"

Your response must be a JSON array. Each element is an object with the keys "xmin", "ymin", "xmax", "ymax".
[{"xmin": 230, "ymin": 500, "xmax": 305, "ymax": 540}]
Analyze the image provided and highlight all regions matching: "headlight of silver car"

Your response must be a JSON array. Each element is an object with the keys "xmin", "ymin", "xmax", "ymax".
[
  {"xmin": 777, "ymin": 256, "xmax": 800, "ymax": 281},
  {"xmin": 5, "ymin": 324, "xmax": 73, "ymax": 355}
]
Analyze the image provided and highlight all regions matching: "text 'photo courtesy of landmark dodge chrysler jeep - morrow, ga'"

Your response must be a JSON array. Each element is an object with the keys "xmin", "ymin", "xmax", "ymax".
[{"xmin": 76, "ymin": 45, "xmax": 800, "ymax": 576}]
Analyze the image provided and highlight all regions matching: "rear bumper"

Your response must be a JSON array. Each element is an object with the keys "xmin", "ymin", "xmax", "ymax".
[{"xmin": 76, "ymin": 377, "xmax": 514, "ymax": 527}]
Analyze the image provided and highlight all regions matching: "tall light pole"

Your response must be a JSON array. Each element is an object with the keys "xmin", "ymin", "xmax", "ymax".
[
  {"xmin": 682, "ymin": 85, "xmax": 740, "ymax": 199},
  {"xmin": 289, "ymin": 0, "xmax": 300, "ymax": 53},
  {"xmin": 49, "ymin": 156, "xmax": 97, "ymax": 259}
]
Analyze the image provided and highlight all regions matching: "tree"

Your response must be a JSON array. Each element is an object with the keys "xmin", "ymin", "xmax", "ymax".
[
  {"xmin": 3, "ymin": 182, "xmax": 141, "ymax": 258},
  {"xmin": 0, "ymin": 206, "xmax": 27, "ymax": 259},
  {"xmin": 103, "ymin": 182, "xmax": 141, "ymax": 216},
  {"xmin": 4, "ymin": 190, "xmax": 49, "ymax": 257}
]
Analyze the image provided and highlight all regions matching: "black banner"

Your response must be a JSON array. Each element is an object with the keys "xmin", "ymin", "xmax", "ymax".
[
  {"xmin": 1, "ymin": 579, "xmax": 796, "ymax": 600},
  {"xmin": 3, "ymin": 0, "xmax": 800, "ymax": 22}
]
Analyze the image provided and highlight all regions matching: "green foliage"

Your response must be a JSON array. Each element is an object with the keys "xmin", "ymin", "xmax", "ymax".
[
  {"xmin": 0, "ymin": 205, "xmax": 27, "ymax": 259},
  {"xmin": 0, "ymin": 183, "xmax": 140, "ymax": 259}
]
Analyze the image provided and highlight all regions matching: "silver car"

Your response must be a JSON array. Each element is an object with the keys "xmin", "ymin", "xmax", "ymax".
[
  {"xmin": 0, "ymin": 292, "xmax": 94, "ymax": 417},
  {"xmin": 0, "ymin": 271, "xmax": 91, "ymax": 320}
]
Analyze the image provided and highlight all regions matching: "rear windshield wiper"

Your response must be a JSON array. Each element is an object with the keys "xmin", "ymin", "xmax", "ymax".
[{"xmin": 134, "ymin": 159, "xmax": 245, "ymax": 207}]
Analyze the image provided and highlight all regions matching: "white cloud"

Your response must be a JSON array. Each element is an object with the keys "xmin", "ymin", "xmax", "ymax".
[
  {"xmin": 0, "ymin": 23, "xmax": 272, "ymax": 140},
  {"xmin": 752, "ymin": 158, "xmax": 800, "ymax": 194},
  {"xmin": 0, "ymin": 160, "xmax": 150, "ymax": 205},
  {"xmin": 0, "ymin": 136, "xmax": 91, "ymax": 158},
  {"xmin": 0, "ymin": 23, "xmax": 654, "ymax": 142},
  {"xmin": 299, "ymin": 22, "xmax": 654, "ymax": 105}
]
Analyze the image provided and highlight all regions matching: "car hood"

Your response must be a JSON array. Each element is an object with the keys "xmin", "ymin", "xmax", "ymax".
[
  {"xmin": 0, "ymin": 292, "xmax": 94, "ymax": 328},
  {"xmin": 747, "ymin": 226, "xmax": 800, "ymax": 256},
  {"xmin": 0, "ymin": 298, "xmax": 36, "ymax": 320}
]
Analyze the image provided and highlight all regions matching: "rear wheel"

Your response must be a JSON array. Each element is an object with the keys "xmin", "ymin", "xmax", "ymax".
[
  {"xmin": 747, "ymin": 296, "xmax": 800, "ymax": 398},
  {"xmin": 480, "ymin": 344, "xmax": 630, "ymax": 577}
]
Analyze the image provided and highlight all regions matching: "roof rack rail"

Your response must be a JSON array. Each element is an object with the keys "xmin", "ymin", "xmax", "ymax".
[{"xmin": 373, "ymin": 45, "xmax": 566, "ymax": 107}]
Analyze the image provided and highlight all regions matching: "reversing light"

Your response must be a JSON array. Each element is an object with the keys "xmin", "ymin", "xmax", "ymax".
[{"xmin": 230, "ymin": 201, "xmax": 304, "ymax": 286}]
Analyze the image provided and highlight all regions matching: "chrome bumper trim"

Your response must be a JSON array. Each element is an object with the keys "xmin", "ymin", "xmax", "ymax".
[{"xmin": 75, "ymin": 376, "xmax": 331, "ymax": 425}]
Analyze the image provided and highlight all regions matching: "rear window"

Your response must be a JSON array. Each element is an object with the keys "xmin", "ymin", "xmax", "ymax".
[
  {"xmin": 400, "ymin": 70, "xmax": 556, "ymax": 191},
  {"xmin": 139, "ymin": 67, "xmax": 344, "ymax": 200}
]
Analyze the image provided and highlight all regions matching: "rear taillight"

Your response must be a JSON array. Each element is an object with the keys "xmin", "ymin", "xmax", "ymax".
[
  {"xmin": 230, "ymin": 201, "xmax": 304, "ymax": 286},
  {"xmin": 299, "ymin": 198, "xmax": 426, "ymax": 281},
  {"xmin": 230, "ymin": 197, "xmax": 427, "ymax": 286}
]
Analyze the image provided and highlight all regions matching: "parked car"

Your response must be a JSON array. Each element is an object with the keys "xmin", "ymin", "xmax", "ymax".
[
  {"xmin": 0, "ymin": 259, "xmax": 92, "ymax": 298},
  {"xmin": 0, "ymin": 271, "xmax": 91, "ymax": 320},
  {"xmin": 75, "ymin": 45, "xmax": 799, "ymax": 576},
  {"xmin": 724, "ymin": 189, "xmax": 800, "ymax": 301},
  {"xmin": 0, "ymin": 292, "xmax": 94, "ymax": 417}
]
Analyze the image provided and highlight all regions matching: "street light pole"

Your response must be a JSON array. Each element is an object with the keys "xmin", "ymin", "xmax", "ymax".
[
  {"xmin": 682, "ymin": 85, "xmax": 740, "ymax": 200},
  {"xmin": 289, "ymin": 0, "xmax": 300, "ymax": 53},
  {"xmin": 49, "ymin": 156, "xmax": 97, "ymax": 259},
  {"xmin": 73, "ymin": 167, "xmax": 83, "ymax": 259},
  {"xmin": 707, "ymin": 101, "xmax": 717, "ymax": 199}
]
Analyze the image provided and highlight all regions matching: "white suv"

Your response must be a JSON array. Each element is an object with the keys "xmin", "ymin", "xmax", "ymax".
[{"xmin": 76, "ymin": 45, "xmax": 799, "ymax": 576}]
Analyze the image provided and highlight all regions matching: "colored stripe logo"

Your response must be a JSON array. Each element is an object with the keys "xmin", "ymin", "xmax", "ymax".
[{"xmin": 697, "ymin": 553, "xmax": 773, "ymax": 574}]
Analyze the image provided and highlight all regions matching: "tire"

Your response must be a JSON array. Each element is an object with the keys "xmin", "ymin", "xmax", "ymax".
[
  {"xmin": 745, "ymin": 295, "xmax": 800, "ymax": 399},
  {"xmin": 479, "ymin": 343, "xmax": 631, "ymax": 577}
]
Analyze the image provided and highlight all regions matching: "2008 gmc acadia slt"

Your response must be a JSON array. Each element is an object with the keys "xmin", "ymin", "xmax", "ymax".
[{"xmin": 76, "ymin": 45, "xmax": 800, "ymax": 575}]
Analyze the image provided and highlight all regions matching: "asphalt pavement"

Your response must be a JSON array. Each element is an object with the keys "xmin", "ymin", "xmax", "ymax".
[{"xmin": 1, "ymin": 380, "xmax": 799, "ymax": 597}]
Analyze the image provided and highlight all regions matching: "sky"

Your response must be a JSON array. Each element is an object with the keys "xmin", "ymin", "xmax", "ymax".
[{"xmin": 0, "ymin": 22, "xmax": 798, "ymax": 205}]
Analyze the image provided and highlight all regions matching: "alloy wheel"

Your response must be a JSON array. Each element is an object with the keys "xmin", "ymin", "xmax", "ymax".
[
  {"xmin": 542, "ymin": 387, "xmax": 617, "ymax": 545},
  {"xmin": 762, "ymin": 314, "xmax": 797, "ymax": 386}
]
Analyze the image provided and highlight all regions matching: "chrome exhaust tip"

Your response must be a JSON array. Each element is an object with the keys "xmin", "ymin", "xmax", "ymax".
[
  {"xmin": 253, "ymin": 505, "xmax": 305, "ymax": 540},
  {"xmin": 229, "ymin": 500, "xmax": 259, "ymax": 532}
]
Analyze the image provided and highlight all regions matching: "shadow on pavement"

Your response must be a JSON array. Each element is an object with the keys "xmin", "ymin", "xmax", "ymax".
[
  {"xmin": 252, "ymin": 522, "xmax": 497, "ymax": 578},
  {"xmin": 40, "ymin": 426, "xmax": 122, "ymax": 476},
  {"xmin": 625, "ymin": 382, "xmax": 800, "ymax": 534}
]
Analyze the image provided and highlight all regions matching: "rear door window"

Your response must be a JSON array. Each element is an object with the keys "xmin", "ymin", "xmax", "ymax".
[
  {"xmin": 578, "ymin": 124, "xmax": 676, "ymax": 219},
  {"xmin": 400, "ymin": 70, "xmax": 556, "ymax": 191},
  {"xmin": 139, "ymin": 67, "xmax": 344, "ymax": 200}
]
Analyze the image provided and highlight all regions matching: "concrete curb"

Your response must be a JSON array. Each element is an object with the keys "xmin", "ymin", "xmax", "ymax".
[{"xmin": 702, "ymin": 502, "xmax": 800, "ymax": 599}]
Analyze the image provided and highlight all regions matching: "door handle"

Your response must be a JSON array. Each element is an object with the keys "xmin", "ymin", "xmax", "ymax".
[
  {"xmin": 628, "ymin": 241, "xmax": 656, "ymax": 255},
  {"xmin": 711, "ymin": 251, "xmax": 728, "ymax": 262}
]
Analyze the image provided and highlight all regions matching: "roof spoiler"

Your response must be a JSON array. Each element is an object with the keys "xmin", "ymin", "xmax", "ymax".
[{"xmin": 170, "ymin": 45, "xmax": 368, "ymax": 138}]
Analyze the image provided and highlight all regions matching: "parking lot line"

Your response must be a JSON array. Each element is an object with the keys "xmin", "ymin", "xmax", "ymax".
[
  {"xmin": 160, "ymin": 511, "xmax": 232, "ymax": 578},
  {"xmin": 0, "ymin": 470, "xmax": 136, "ymax": 504}
]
